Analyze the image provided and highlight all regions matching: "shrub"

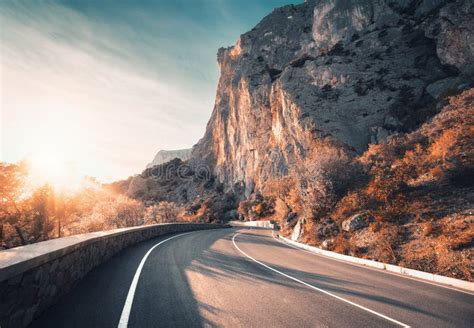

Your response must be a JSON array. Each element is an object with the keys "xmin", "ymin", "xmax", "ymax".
[
  {"xmin": 333, "ymin": 235, "xmax": 351, "ymax": 254},
  {"xmin": 372, "ymin": 225, "xmax": 397, "ymax": 263},
  {"xmin": 145, "ymin": 201, "xmax": 180, "ymax": 224},
  {"xmin": 429, "ymin": 128, "xmax": 460, "ymax": 161},
  {"xmin": 272, "ymin": 198, "xmax": 290, "ymax": 223},
  {"xmin": 422, "ymin": 221, "xmax": 434, "ymax": 237},
  {"xmin": 289, "ymin": 137, "xmax": 363, "ymax": 219},
  {"xmin": 236, "ymin": 191, "xmax": 275, "ymax": 221}
]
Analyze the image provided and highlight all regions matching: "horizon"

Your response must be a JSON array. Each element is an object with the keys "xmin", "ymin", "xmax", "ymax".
[{"xmin": 1, "ymin": 0, "xmax": 297, "ymax": 182}]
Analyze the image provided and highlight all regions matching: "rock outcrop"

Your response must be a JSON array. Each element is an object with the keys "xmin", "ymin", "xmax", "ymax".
[
  {"xmin": 341, "ymin": 212, "xmax": 374, "ymax": 232},
  {"xmin": 191, "ymin": 0, "xmax": 473, "ymax": 196}
]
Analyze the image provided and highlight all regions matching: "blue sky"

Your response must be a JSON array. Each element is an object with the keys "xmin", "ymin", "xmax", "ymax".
[{"xmin": 0, "ymin": 0, "xmax": 297, "ymax": 181}]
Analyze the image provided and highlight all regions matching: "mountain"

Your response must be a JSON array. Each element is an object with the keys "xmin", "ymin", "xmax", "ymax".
[
  {"xmin": 191, "ymin": 0, "xmax": 473, "ymax": 196},
  {"xmin": 129, "ymin": 0, "xmax": 474, "ymax": 210},
  {"xmin": 126, "ymin": 0, "xmax": 473, "ymax": 279},
  {"xmin": 146, "ymin": 149, "xmax": 192, "ymax": 168}
]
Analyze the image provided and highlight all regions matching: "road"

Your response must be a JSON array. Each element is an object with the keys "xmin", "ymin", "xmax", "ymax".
[{"xmin": 30, "ymin": 228, "xmax": 473, "ymax": 327}]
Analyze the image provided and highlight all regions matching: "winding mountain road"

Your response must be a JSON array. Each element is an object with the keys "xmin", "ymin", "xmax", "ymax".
[{"xmin": 30, "ymin": 228, "xmax": 473, "ymax": 327}]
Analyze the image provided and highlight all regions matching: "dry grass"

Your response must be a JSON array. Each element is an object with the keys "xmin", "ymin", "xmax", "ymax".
[
  {"xmin": 333, "ymin": 235, "xmax": 351, "ymax": 254},
  {"xmin": 422, "ymin": 221, "xmax": 434, "ymax": 237},
  {"xmin": 280, "ymin": 88, "xmax": 474, "ymax": 280}
]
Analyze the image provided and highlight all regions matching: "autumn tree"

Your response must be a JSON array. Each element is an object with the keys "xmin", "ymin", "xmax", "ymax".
[{"xmin": 0, "ymin": 162, "xmax": 28, "ymax": 246}]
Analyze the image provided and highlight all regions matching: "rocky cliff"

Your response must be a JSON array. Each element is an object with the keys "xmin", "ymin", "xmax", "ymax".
[
  {"xmin": 191, "ymin": 0, "xmax": 473, "ymax": 197},
  {"xmin": 126, "ymin": 0, "xmax": 473, "ymax": 280},
  {"xmin": 130, "ymin": 0, "xmax": 473, "ymax": 208}
]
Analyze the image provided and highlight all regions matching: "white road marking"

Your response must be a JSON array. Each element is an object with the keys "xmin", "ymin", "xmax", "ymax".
[
  {"xmin": 233, "ymin": 232, "xmax": 410, "ymax": 328},
  {"xmin": 271, "ymin": 231, "xmax": 474, "ymax": 296},
  {"xmin": 117, "ymin": 231, "xmax": 194, "ymax": 328}
]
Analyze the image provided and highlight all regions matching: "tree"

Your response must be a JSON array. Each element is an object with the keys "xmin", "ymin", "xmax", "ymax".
[
  {"xmin": 29, "ymin": 184, "xmax": 55, "ymax": 243},
  {"xmin": 113, "ymin": 196, "xmax": 145, "ymax": 228},
  {"xmin": 292, "ymin": 140, "xmax": 357, "ymax": 219},
  {"xmin": 145, "ymin": 202, "xmax": 180, "ymax": 224},
  {"xmin": 0, "ymin": 162, "xmax": 28, "ymax": 246}
]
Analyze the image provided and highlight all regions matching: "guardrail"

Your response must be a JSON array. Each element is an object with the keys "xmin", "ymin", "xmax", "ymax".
[
  {"xmin": 278, "ymin": 234, "xmax": 474, "ymax": 293},
  {"xmin": 229, "ymin": 220, "xmax": 276, "ymax": 229},
  {"xmin": 0, "ymin": 223, "xmax": 229, "ymax": 328}
]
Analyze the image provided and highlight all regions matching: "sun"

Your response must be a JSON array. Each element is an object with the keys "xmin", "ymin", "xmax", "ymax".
[{"xmin": 27, "ymin": 149, "xmax": 81, "ymax": 192}]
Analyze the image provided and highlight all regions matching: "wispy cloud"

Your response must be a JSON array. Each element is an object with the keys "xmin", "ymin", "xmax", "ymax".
[{"xmin": 1, "ymin": 0, "xmax": 297, "ymax": 181}]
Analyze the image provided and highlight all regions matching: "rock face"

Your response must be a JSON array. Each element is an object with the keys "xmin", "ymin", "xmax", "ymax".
[
  {"xmin": 146, "ymin": 149, "xmax": 192, "ymax": 168},
  {"xmin": 191, "ymin": 0, "xmax": 474, "ymax": 196},
  {"xmin": 129, "ymin": 0, "xmax": 473, "ymax": 210}
]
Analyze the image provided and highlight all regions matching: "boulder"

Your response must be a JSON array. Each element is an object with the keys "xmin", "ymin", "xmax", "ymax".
[
  {"xmin": 342, "ymin": 212, "xmax": 374, "ymax": 232},
  {"xmin": 425, "ymin": 0, "xmax": 474, "ymax": 73}
]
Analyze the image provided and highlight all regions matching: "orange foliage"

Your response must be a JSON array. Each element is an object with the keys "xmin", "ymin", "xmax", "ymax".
[{"xmin": 429, "ymin": 128, "xmax": 460, "ymax": 160}]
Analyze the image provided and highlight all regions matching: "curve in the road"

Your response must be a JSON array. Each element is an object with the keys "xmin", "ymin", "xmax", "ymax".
[
  {"xmin": 29, "ymin": 228, "xmax": 474, "ymax": 328},
  {"xmin": 117, "ymin": 231, "xmax": 194, "ymax": 328},
  {"xmin": 270, "ymin": 231, "xmax": 474, "ymax": 296},
  {"xmin": 232, "ymin": 232, "xmax": 410, "ymax": 328}
]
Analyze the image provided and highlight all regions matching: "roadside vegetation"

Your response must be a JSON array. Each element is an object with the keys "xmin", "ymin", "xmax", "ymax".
[
  {"xmin": 242, "ymin": 89, "xmax": 474, "ymax": 281},
  {"xmin": 2, "ymin": 90, "xmax": 472, "ymax": 281},
  {"xmin": 0, "ymin": 164, "xmax": 185, "ymax": 249}
]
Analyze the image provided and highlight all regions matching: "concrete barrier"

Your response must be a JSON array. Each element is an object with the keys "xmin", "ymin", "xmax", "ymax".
[
  {"xmin": 229, "ymin": 220, "xmax": 276, "ymax": 229},
  {"xmin": 0, "ymin": 223, "xmax": 229, "ymax": 328},
  {"xmin": 277, "ymin": 234, "xmax": 474, "ymax": 293}
]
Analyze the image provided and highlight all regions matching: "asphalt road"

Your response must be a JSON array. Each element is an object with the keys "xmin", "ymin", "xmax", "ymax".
[{"xmin": 30, "ymin": 228, "xmax": 474, "ymax": 328}]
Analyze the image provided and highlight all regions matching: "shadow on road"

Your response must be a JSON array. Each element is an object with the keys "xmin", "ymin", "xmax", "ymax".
[
  {"xmin": 228, "ymin": 230, "xmax": 449, "ymax": 321},
  {"xmin": 29, "ymin": 228, "xmax": 463, "ymax": 327}
]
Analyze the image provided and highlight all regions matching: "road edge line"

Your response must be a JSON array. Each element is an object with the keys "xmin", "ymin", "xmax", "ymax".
[
  {"xmin": 232, "ymin": 232, "xmax": 410, "ymax": 328},
  {"xmin": 274, "ymin": 232, "xmax": 474, "ymax": 294},
  {"xmin": 117, "ymin": 231, "xmax": 194, "ymax": 328}
]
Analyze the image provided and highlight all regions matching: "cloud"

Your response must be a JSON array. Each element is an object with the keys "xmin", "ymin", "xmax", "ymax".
[
  {"xmin": 1, "ymin": 0, "xmax": 298, "ymax": 181},
  {"xmin": 1, "ymin": 0, "xmax": 216, "ymax": 180}
]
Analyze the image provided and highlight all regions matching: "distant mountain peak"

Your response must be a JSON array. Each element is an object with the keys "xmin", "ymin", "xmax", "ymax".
[{"xmin": 146, "ymin": 149, "xmax": 192, "ymax": 168}]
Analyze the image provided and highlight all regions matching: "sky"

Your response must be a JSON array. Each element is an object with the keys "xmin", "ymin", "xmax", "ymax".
[{"xmin": 0, "ymin": 0, "xmax": 296, "ymax": 182}]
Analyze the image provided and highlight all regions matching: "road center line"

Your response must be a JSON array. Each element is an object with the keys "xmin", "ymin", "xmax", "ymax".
[
  {"xmin": 232, "ymin": 232, "xmax": 410, "ymax": 328},
  {"xmin": 117, "ymin": 231, "xmax": 194, "ymax": 328}
]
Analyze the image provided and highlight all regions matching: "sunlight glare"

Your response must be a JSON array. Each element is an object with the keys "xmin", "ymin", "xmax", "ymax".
[{"xmin": 27, "ymin": 148, "xmax": 82, "ymax": 193}]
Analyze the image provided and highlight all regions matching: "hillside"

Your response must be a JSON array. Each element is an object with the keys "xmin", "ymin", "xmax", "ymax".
[
  {"xmin": 191, "ymin": 0, "xmax": 473, "ymax": 196},
  {"xmin": 290, "ymin": 89, "xmax": 473, "ymax": 280},
  {"xmin": 126, "ymin": 0, "xmax": 473, "ymax": 280}
]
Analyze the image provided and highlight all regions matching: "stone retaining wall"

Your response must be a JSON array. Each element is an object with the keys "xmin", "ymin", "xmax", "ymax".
[{"xmin": 0, "ymin": 223, "xmax": 228, "ymax": 328}]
